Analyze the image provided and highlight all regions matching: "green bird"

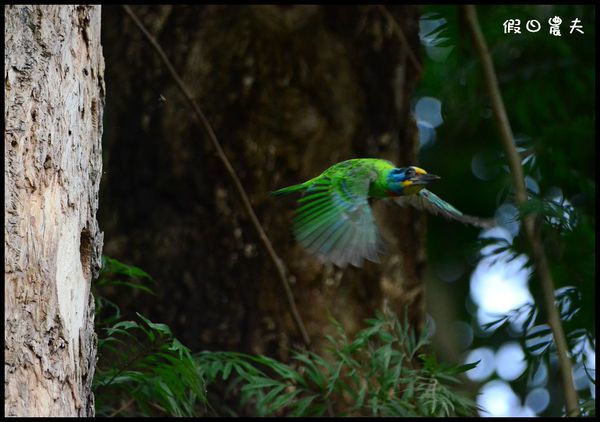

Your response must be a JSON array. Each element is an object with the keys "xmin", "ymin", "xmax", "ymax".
[{"xmin": 272, "ymin": 158, "xmax": 494, "ymax": 268}]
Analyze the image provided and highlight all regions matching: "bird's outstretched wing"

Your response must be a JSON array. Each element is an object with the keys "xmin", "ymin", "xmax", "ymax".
[
  {"xmin": 294, "ymin": 167, "xmax": 383, "ymax": 268},
  {"xmin": 394, "ymin": 189, "xmax": 495, "ymax": 229}
]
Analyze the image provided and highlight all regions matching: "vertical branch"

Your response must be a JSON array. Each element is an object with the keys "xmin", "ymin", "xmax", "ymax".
[
  {"xmin": 463, "ymin": 5, "xmax": 579, "ymax": 416},
  {"xmin": 122, "ymin": 5, "xmax": 311, "ymax": 347},
  {"xmin": 376, "ymin": 5, "xmax": 423, "ymax": 74}
]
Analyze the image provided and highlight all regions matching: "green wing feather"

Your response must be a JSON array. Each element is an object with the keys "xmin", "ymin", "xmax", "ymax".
[
  {"xmin": 394, "ymin": 189, "xmax": 495, "ymax": 229},
  {"xmin": 271, "ymin": 182, "xmax": 309, "ymax": 196},
  {"xmin": 290, "ymin": 163, "xmax": 383, "ymax": 267},
  {"xmin": 274, "ymin": 159, "xmax": 494, "ymax": 267}
]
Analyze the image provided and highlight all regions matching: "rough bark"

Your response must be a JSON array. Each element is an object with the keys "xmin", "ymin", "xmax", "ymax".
[
  {"xmin": 100, "ymin": 5, "xmax": 423, "ymax": 358},
  {"xmin": 4, "ymin": 5, "xmax": 104, "ymax": 417}
]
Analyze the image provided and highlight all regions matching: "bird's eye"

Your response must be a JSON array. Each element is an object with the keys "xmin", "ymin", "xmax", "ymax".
[{"xmin": 405, "ymin": 168, "xmax": 416, "ymax": 178}]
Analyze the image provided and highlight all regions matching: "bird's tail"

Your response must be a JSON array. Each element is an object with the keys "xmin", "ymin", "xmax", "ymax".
[{"xmin": 271, "ymin": 182, "xmax": 308, "ymax": 196}]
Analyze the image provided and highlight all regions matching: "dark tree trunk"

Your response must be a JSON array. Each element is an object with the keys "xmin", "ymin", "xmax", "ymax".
[{"xmin": 100, "ymin": 5, "xmax": 424, "ymax": 358}]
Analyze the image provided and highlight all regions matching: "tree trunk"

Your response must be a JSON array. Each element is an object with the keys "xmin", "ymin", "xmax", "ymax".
[
  {"xmin": 100, "ymin": 5, "xmax": 424, "ymax": 358},
  {"xmin": 4, "ymin": 5, "xmax": 104, "ymax": 416}
]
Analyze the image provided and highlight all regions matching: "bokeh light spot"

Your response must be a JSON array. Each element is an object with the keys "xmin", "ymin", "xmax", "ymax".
[
  {"xmin": 495, "ymin": 204, "xmax": 521, "ymax": 238},
  {"xmin": 525, "ymin": 387, "xmax": 550, "ymax": 414},
  {"xmin": 451, "ymin": 320, "xmax": 474, "ymax": 351},
  {"xmin": 464, "ymin": 347, "xmax": 495, "ymax": 381},
  {"xmin": 495, "ymin": 342, "xmax": 526, "ymax": 381},
  {"xmin": 477, "ymin": 380, "xmax": 521, "ymax": 416}
]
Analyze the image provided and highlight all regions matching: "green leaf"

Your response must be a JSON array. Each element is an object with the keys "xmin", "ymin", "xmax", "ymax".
[
  {"xmin": 137, "ymin": 313, "xmax": 172, "ymax": 337},
  {"xmin": 270, "ymin": 389, "xmax": 300, "ymax": 413},
  {"xmin": 354, "ymin": 382, "xmax": 368, "ymax": 410},
  {"xmin": 257, "ymin": 383, "xmax": 287, "ymax": 413},
  {"xmin": 291, "ymin": 394, "xmax": 319, "ymax": 416},
  {"xmin": 218, "ymin": 361, "xmax": 231, "ymax": 380},
  {"xmin": 447, "ymin": 360, "xmax": 480, "ymax": 375},
  {"xmin": 241, "ymin": 376, "xmax": 282, "ymax": 391}
]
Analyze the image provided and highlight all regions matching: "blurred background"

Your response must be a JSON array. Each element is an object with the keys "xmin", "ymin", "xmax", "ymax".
[
  {"xmin": 97, "ymin": 5, "xmax": 595, "ymax": 416},
  {"xmin": 416, "ymin": 5, "xmax": 595, "ymax": 416}
]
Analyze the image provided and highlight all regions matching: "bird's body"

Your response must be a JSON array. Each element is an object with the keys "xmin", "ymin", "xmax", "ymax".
[{"xmin": 273, "ymin": 158, "xmax": 493, "ymax": 268}]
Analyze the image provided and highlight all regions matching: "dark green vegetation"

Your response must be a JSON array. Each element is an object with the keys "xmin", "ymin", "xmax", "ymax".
[
  {"xmin": 418, "ymin": 4, "xmax": 594, "ymax": 416},
  {"xmin": 93, "ymin": 257, "xmax": 479, "ymax": 416},
  {"xmin": 96, "ymin": 4, "xmax": 594, "ymax": 417}
]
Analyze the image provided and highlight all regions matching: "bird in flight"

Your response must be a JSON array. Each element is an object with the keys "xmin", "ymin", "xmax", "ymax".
[{"xmin": 272, "ymin": 158, "xmax": 494, "ymax": 267}]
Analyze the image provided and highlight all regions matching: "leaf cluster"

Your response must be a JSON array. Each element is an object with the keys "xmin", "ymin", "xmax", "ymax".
[
  {"xmin": 93, "ymin": 257, "xmax": 480, "ymax": 417},
  {"xmin": 199, "ymin": 311, "xmax": 479, "ymax": 417},
  {"xmin": 481, "ymin": 285, "xmax": 595, "ymax": 416},
  {"xmin": 93, "ymin": 258, "xmax": 206, "ymax": 417}
]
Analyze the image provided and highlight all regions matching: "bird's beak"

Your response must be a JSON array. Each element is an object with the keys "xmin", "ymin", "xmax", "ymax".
[{"xmin": 411, "ymin": 173, "xmax": 441, "ymax": 185}]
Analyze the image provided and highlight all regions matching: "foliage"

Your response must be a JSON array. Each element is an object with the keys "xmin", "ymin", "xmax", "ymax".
[
  {"xmin": 481, "ymin": 286, "xmax": 596, "ymax": 377},
  {"xmin": 94, "ymin": 257, "xmax": 479, "ymax": 417},
  {"xmin": 417, "ymin": 4, "xmax": 595, "ymax": 416},
  {"xmin": 200, "ymin": 311, "xmax": 480, "ymax": 417},
  {"xmin": 96, "ymin": 255, "xmax": 155, "ymax": 294},
  {"xmin": 93, "ymin": 258, "xmax": 206, "ymax": 417},
  {"xmin": 93, "ymin": 4, "xmax": 595, "ymax": 418}
]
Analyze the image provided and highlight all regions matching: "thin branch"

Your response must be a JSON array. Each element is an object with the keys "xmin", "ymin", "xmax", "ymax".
[
  {"xmin": 376, "ymin": 5, "xmax": 423, "ymax": 74},
  {"xmin": 122, "ymin": 5, "xmax": 311, "ymax": 347},
  {"xmin": 463, "ymin": 5, "xmax": 579, "ymax": 416},
  {"xmin": 109, "ymin": 397, "xmax": 135, "ymax": 417}
]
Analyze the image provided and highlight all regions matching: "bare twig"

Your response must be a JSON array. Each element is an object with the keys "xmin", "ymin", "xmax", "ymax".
[
  {"xmin": 122, "ymin": 5, "xmax": 311, "ymax": 347},
  {"xmin": 376, "ymin": 5, "xmax": 423, "ymax": 74},
  {"xmin": 463, "ymin": 5, "xmax": 579, "ymax": 416},
  {"xmin": 109, "ymin": 397, "xmax": 135, "ymax": 417}
]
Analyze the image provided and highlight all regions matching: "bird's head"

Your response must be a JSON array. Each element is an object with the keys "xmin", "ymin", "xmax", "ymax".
[{"xmin": 387, "ymin": 166, "xmax": 441, "ymax": 196}]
